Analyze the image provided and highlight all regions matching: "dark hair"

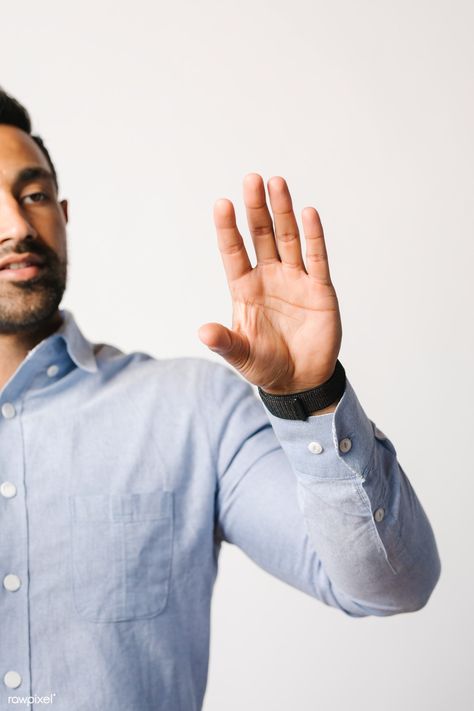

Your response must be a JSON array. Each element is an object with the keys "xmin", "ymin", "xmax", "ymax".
[{"xmin": 0, "ymin": 87, "xmax": 59, "ymax": 191}]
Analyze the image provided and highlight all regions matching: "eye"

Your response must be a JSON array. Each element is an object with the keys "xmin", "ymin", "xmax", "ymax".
[{"xmin": 22, "ymin": 192, "xmax": 49, "ymax": 205}]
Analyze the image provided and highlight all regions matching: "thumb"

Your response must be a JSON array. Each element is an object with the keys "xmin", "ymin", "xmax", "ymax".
[{"xmin": 197, "ymin": 322, "xmax": 249, "ymax": 369}]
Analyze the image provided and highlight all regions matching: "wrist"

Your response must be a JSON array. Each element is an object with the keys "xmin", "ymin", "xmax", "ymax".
[
  {"xmin": 258, "ymin": 360, "xmax": 346, "ymax": 421},
  {"xmin": 261, "ymin": 371, "xmax": 336, "ymax": 396},
  {"xmin": 308, "ymin": 397, "xmax": 341, "ymax": 416}
]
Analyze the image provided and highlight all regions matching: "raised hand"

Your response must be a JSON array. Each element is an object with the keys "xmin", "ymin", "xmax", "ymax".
[{"xmin": 198, "ymin": 174, "xmax": 342, "ymax": 395}]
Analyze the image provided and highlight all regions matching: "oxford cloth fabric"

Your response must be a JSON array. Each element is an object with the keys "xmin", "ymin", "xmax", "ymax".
[{"xmin": 0, "ymin": 310, "xmax": 440, "ymax": 710}]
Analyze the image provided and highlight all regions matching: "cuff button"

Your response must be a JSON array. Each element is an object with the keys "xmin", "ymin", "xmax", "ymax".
[{"xmin": 374, "ymin": 507, "xmax": 385, "ymax": 522}]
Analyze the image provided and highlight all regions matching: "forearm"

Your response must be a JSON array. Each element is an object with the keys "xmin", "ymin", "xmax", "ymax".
[{"xmin": 263, "ymin": 378, "xmax": 441, "ymax": 615}]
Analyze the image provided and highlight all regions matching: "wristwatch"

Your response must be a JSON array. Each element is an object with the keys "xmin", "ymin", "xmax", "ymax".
[{"xmin": 257, "ymin": 359, "xmax": 346, "ymax": 420}]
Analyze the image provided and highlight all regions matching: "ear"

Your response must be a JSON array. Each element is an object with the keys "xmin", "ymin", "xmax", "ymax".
[{"xmin": 60, "ymin": 199, "xmax": 69, "ymax": 224}]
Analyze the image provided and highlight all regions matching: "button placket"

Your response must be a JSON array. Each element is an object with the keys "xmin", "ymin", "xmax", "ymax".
[{"xmin": 1, "ymin": 387, "xmax": 29, "ymax": 696}]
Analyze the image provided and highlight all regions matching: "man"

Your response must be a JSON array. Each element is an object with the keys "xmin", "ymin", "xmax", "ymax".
[{"xmin": 0, "ymin": 87, "xmax": 440, "ymax": 711}]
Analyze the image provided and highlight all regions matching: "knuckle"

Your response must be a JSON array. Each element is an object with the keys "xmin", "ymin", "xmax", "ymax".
[
  {"xmin": 277, "ymin": 231, "xmax": 298, "ymax": 244},
  {"xmin": 257, "ymin": 257, "xmax": 279, "ymax": 266},
  {"xmin": 281, "ymin": 261, "xmax": 300, "ymax": 270},
  {"xmin": 219, "ymin": 242, "xmax": 245, "ymax": 256},
  {"xmin": 250, "ymin": 224, "xmax": 273, "ymax": 239},
  {"xmin": 307, "ymin": 252, "xmax": 327, "ymax": 263}
]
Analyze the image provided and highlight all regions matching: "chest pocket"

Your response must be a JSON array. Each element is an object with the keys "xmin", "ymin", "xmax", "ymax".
[{"xmin": 69, "ymin": 490, "xmax": 173, "ymax": 622}]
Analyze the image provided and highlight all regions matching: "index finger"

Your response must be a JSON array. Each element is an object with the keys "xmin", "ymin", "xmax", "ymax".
[{"xmin": 213, "ymin": 198, "xmax": 252, "ymax": 282}]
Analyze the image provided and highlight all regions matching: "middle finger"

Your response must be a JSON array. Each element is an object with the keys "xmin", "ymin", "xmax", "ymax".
[
  {"xmin": 267, "ymin": 176, "xmax": 305, "ymax": 270},
  {"xmin": 243, "ymin": 173, "xmax": 280, "ymax": 265}
]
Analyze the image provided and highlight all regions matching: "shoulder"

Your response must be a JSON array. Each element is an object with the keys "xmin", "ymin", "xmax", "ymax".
[{"xmin": 92, "ymin": 344, "xmax": 251, "ymax": 401}]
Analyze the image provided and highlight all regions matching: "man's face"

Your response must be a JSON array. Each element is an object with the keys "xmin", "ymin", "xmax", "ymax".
[{"xmin": 0, "ymin": 124, "xmax": 68, "ymax": 333}]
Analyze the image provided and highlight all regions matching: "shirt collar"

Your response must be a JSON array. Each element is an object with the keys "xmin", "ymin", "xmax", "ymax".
[{"xmin": 54, "ymin": 309, "xmax": 98, "ymax": 374}]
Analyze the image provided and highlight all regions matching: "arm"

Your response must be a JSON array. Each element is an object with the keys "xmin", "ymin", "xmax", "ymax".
[
  {"xmin": 208, "ymin": 361, "xmax": 440, "ymax": 617},
  {"xmin": 198, "ymin": 172, "xmax": 440, "ymax": 616}
]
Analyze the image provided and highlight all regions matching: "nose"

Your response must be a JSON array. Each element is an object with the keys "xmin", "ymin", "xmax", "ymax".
[{"xmin": 0, "ymin": 195, "xmax": 38, "ymax": 244}]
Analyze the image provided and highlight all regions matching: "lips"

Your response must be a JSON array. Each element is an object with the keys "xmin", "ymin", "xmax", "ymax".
[
  {"xmin": 0, "ymin": 253, "xmax": 47, "ymax": 283},
  {"xmin": 1, "ymin": 260, "xmax": 37, "ymax": 271},
  {"xmin": 0, "ymin": 253, "xmax": 45, "ymax": 271}
]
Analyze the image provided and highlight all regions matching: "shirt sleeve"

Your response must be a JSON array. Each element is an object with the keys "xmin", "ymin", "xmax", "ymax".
[{"xmin": 205, "ymin": 361, "xmax": 441, "ymax": 618}]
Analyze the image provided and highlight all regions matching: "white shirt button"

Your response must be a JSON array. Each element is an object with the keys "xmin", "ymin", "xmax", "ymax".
[
  {"xmin": 3, "ymin": 670, "xmax": 22, "ymax": 689},
  {"xmin": 47, "ymin": 364, "xmax": 59, "ymax": 378},
  {"xmin": 374, "ymin": 507, "xmax": 385, "ymax": 522},
  {"xmin": 1, "ymin": 402, "xmax": 16, "ymax": 419},
  {"xmin": 3, "ymin": 574, "xmax": 21, "ymax": 592},
  {"xmin": 339, "ymin": 437, "xmax": 352, "ymax": 453},
  {"xmin": 308, "ymin": 441, "xmax": 323, "ymax": 454},
  {"xmin": 0, "ymin": 481, "xmax": 17, "ymax": 499}
]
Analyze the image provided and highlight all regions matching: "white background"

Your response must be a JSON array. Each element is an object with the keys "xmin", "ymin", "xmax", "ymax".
[{"xmin": 2, "ymin": 1, "xmax": 473, "ymax": 709}]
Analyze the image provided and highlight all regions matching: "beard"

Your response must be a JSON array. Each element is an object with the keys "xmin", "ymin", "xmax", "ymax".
[{"xmin": 0, "ymin": 236, "xmax": 67, "ymax": 334}]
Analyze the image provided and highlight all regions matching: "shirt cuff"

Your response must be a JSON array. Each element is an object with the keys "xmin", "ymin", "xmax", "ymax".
[{"xmin": 260, "ymin": 377, "xmax": 383, "ymax": 480}]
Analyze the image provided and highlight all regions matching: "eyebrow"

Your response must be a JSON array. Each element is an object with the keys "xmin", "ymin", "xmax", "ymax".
[{"xmin": 13, "ymin": 166, "xmax": 56, "ymax": 189}]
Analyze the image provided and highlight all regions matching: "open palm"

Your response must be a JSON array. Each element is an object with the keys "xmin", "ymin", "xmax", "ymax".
[{"xmin": 198, "ymin": 174, "xmax": 342, "ymax": 394}]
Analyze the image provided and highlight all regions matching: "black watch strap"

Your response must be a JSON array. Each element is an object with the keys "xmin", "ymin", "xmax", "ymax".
[{"xmin": 258, "ymin": 359, "xmax": 346, "ymax": 420}]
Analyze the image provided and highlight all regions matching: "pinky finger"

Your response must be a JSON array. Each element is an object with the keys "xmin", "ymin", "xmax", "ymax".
[{"xmin": 302, "ymin": 207, "xmax": 332, "ymax": 284}]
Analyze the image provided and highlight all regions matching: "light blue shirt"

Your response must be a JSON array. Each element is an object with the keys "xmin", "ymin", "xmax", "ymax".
[{"xmin": 0, "ymin": 309, "xmax": 440, "ymax": 710}]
